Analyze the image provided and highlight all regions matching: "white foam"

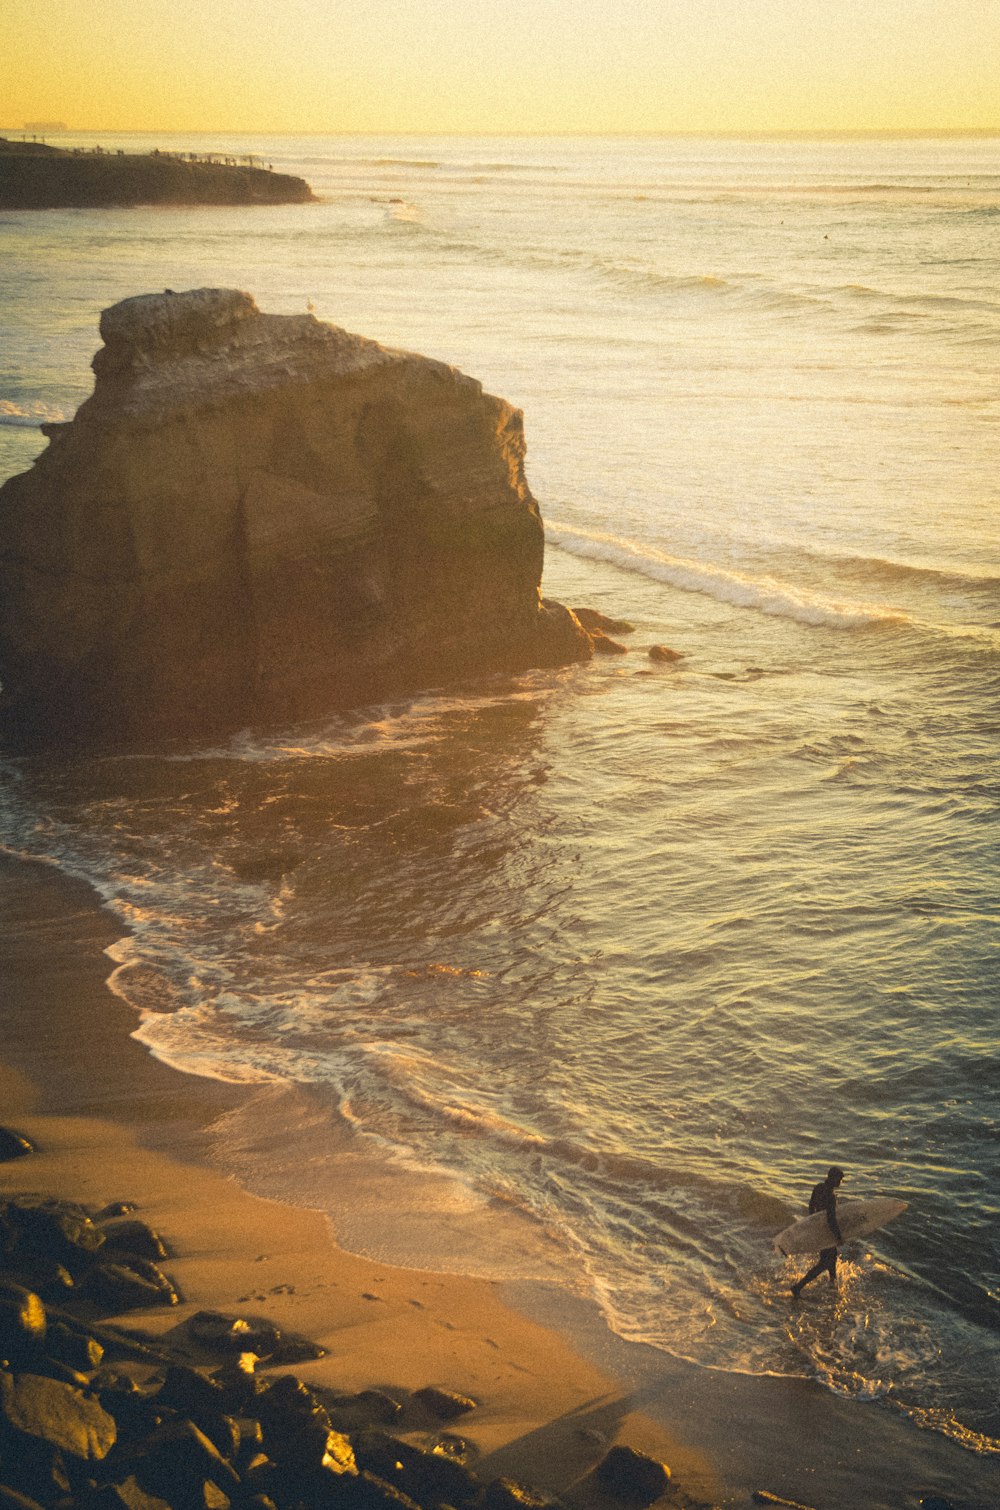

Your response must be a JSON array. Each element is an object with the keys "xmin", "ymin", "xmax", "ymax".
[
  {"xmin": 0, "ymin": 399, "xmax": 67, "ymax": 428},
  {"xmin": 547, "ymin": 521, "xmax": 913, "ymax": 630}
]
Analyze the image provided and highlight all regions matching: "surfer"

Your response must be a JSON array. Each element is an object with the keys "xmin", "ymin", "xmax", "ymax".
[{"xmin": 791, "ymin": 1165, "xmax": 845, "ymax": 1298}]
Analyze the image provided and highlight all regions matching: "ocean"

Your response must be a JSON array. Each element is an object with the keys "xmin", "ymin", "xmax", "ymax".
[{"xmin": 1, "ymin": 132, "xmax": 998, "ymax": 1459}]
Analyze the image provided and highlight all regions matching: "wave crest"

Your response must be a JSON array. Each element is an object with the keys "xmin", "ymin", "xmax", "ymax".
[
  {"xmin": 0, "ymin": 399, "xmax": 67, "ymax": 429},
  {"xmin": 546, "ymin": 523, "xmax": 912, "ymax": 630}
]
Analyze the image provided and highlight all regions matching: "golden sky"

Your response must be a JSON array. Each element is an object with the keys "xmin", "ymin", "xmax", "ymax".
[{"xmin": 3, "ymin": 0, "xmax": 998, "ymax": 135}]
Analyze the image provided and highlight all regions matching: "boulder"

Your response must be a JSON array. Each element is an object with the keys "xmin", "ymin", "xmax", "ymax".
[
  {"xmin": 0, "ymin": 1431, "xmax": 72, "ymax": 1506},
  {"xmin": 97, "ymin": 1219, "xmax": 170, "ymax": 1263},
  {"xmin": 153, "ymin": 1366, "xmax": 224, "ymax": 1419},
  {"xmin": 0, "ymin": 1130, "xmax": 35, "ymax": 1163},
  {"xmin": 94, "ymin": 1384, "xmax": 165, "ymax": 1447},
  {"xmin": 43, "ymin": 1319, "xmax": 104, "ymax": 1374},
  {"xmin": 595, "ymin": 1446, "xmax": 670, "ymax": 1504},
  {"xmin": 0, "ymin": 1488, "xmax": 47, "ymax": 1510},
  {"xmin": 482, "ymin": 1478, "xmax": 555, "ymax": 1510},
  {"xmin": 589, "ymin": 631, "xmax": 628, "ymax": 656},
  {"xmin": 2, "ymin": 1197, "xmax": 105, "ymax": 1274},
  {"xmin": 0, "ymin": 1370, "xmax": 117, "ymax": 1461},
  {"xmin": 412, "ymin": 1385, "xmax": 477, "ymax": 1421},
  {"xmin": 79, "ymin": 1260, "xmax": 179, "ymax": 1312},
  {"xmin": 571, "ymin": 608, "xmax": 635, "ymax": 635},
  {"xmin": 29, "ymin": 1263, "xmax": 76, "ymax": 1305},
  {"xmin": 0, "ymin": 1282, "xmax": 47, "ymax": 1362},
  {"xmin": 27, "ymin": 1356, "xmax": 92, "ymax": 1389},
  {"xmin": 80, "ymin": 1475, "xmax": 173, "ymax": 1510},
  {"xmin": 343, "ymin": 1472, "xmax": 424, "ymax": 1510},
  {"xmin": 210, "ymin": 1356, "xmax": 260, "ymax": 1415},
  {"xmin": 647, "ymin": 645, "xmax": 684, "ymax": 663},
  {"xmin": 353, "ymin": 1429, "xmax": 479, "ymax": 1506},
  {"xmin": 319, "ymin": 1388, "xmax": 402, "ymax": 1431},
  {"xmin": 186, "ymin": 1310, "xmax": 321, "ymax": 1364},
  {"xmin": 232, "ymin": 1414, "xmax": 264, "ymax": 1471},
  {"xmin": 0, "ymin": 289, "xmax": 592, "ymax": 746},
  {"xmin": 123, "ymin": 1420, "xmax": 240, "ymax": 1499},
  {"xmin": 256, "ymin": 1375, "xmax": 343, "ymax": 1471},
  {"xmin": 187, "ymin": 1413, "xmax": 240, "ymax": 1465}
]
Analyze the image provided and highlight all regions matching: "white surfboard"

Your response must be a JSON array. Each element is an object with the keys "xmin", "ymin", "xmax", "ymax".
[{"xmin": 774, "ymin": 1197, "xmax": 907, "ymax": 1256}]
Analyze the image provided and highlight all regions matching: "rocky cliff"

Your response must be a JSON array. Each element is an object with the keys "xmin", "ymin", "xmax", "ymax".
[
  {"xmin": 0, "ymin": 140, "xmax": 314, "ymax": 209},
  {"xmin": 0, "ymin": 289, "xmax": 590, "ymax": 745}
]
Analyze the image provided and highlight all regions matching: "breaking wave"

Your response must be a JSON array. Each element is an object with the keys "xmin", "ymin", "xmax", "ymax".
[
  {"xmin": 0, "ymin": 399, "xmax": 66, "ymax": 428},
  {"xmin": 546, "ymin": 522, "xmax": 913, "ymax": 629}
]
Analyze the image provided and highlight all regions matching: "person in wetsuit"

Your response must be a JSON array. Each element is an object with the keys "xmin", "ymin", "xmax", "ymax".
[{"xmin": 791, "ymin": 1165, "xmax": 845, "ymax": 1298}]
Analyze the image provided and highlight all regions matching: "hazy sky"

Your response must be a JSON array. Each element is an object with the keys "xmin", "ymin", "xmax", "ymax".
[{"xmin": 3, "ymin": 0, "xmax": 998, "ymax": 135}]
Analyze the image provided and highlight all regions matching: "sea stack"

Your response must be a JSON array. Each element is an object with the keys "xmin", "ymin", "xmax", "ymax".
[{"xmin": 0, "ymin": 289, "xmax": 591, "ymax": 745}]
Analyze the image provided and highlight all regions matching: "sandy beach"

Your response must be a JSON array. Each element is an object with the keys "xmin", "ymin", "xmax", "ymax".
[
  {"xmin": 2, "ymin": 854, "xmax": 997, "ymax": 1510},
  {"xmin": 0, "ymin": 854, "xmax": 714, "ymax": 1508}
]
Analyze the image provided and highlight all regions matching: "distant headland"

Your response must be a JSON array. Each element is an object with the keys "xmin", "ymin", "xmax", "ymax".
[{"xmin": 0, "ymin": 137, "xmax": 315, "ymax": 209}]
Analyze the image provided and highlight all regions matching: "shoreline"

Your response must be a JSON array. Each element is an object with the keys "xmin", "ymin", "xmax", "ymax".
[
  {"xmin": 0, "ymin": 852, "xmax": 715, "ymax": 1508},
  {"xmin": 2, "ymin": 852, "xmax": 997, "ymax": 1509}
]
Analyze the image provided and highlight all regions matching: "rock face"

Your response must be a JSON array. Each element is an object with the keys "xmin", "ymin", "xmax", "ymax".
[
  {"xmin": 0, "ymin": 289, "xmax": 590, "ymax": 745},
  {"xmin": 0, "ymin": 141, "xmax": 314, "ymax": 209}
]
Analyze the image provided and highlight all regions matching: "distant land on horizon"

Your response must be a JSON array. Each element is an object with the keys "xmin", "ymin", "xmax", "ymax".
[
  {"xmin": 0, "ymin": 137, "xmax": 315, "ymax": 210},
  {"xmin": 3, "ymin": 125, "xmax": 998, "ymax": 142}
]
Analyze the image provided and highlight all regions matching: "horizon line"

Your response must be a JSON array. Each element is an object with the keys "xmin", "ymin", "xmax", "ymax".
[{"xmin": 4, "ymin": 126, "xmax": 1000, "ymax": 141}]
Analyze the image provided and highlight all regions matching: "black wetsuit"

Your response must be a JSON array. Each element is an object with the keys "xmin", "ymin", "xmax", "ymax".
[{"xmin": 792, "ymin": 1178, "xmax": 844, "ymax": 1294}]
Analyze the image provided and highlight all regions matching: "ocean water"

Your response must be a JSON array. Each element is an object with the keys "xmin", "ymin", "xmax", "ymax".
[{"xmin": 1, "ymin": 133, "xmax": 998, "ymax": 1459}]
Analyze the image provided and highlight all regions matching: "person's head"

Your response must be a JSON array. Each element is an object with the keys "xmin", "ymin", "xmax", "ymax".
[{"xmin": 827, "ymin": 1166, "xmax": 845, "ymax": 1187}]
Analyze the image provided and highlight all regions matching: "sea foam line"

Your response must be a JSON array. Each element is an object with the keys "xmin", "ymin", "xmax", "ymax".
[
  {"xmin": 0, "ymin": 399, "xmax": 67, "ymax": 428},
  {"xmin": 546, "ymin": 522, "xmax": 912, "ymax": 630}
]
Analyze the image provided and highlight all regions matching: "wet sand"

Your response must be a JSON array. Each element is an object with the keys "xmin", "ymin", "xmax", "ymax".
[
  {"xmin": 0, "ymin": 854, "xmax": 714, "ymax": 1507},
  {"xmin": 1, "ymin": 853, "xmax": 996, "ymax": 1510}
]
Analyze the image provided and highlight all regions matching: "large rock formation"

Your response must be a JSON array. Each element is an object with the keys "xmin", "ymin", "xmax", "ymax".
[
  {"xmin": 0, "ymin": 139, "xmax": 314, "ymax": 209},
  {"xmin": 0, "ymin": 289, "xmax": 590, "ymax": 745}
]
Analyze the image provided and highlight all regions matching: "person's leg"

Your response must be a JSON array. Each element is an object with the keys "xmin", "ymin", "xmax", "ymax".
[
  {"xmin": 792, "ymin": 1246, "xmax": 838, "ymax": 1297},
  {"xmin": 792, "ymin": 1256, "xmax": 825, "ymax": 1296}
]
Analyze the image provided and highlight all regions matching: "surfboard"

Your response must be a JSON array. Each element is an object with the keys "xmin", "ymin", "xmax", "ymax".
[{"xmin": 773, "ymin": 1197, "xmax": 907, "ymax": 1256}]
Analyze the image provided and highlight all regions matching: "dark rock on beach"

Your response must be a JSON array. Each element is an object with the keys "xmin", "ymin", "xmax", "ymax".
[
  {"xmin": 411, "ymin": 1386, "xmax": 476, "ymax": 1421},
  {"xmin": 0, "ymin": 1370, "xmax": 117, "ymax": 1461},
  {"xmin": 647, "ymin": 644, "xmax": 684, "ymax": 663},
  {"xmin": 186, "ymin": 1310, "xmax": 324, "ymax": 1365},
  {"xmin": 482, "ymin": 1478, "xmax": 556, "ymax": 1510},
  {"xmin": 96, "ymin": 1221, "xmax": 169, "ymax": 1264},
  {"xmin": 0, "ymin": 289, "xmax": 592, "ymax": 747},
  {"xmin": 0, "ymin": 1132, "xmax": 35, "ymax": 1164},
  {"xmin": 595, "ymin": 1446, "xmax": 670, "ymax": 1503},
  {"xmin": 0, "ymin": 139, "xmax": 314, "ymax": 211},
  {"xmin": 79, "ymin": 1261, "xmax": 180, "ymax": 1313},
  {"xmin": 353, "ymin": 1429, "xmax": 479, "ymax": 1506},
  {"xmin": 1, "ymin": 1199, "xmax": 105, "ymax": 1277},
  {"xmin": 0, "ymin": 1185, "xmax": 687, "ymax": 1510},
  {"xmin": 318, "ymin": 1389, "xmax": 403, "ymax": 1433},
  {"xmin": 0, "ymin": 1283, "xmax": 48, "ymax": 1362}
]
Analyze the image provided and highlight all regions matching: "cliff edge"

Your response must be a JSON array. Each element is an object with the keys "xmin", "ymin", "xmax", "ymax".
[
  {"xmin": 0, "ymin": 139, "xmax": 314, "ymax": 209},
  {"xmin": 0, "ymin": 289, "xmax": 590, "ymax": 745}
]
